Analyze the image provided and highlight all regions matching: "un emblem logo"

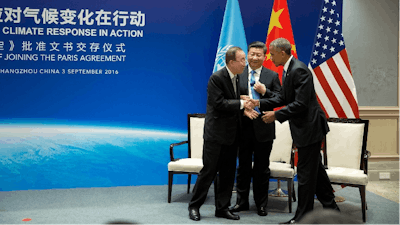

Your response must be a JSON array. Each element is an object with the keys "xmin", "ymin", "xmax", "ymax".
[{"xmin": 213, "ymin": 45, "xmax": 233, "ymax": 72}]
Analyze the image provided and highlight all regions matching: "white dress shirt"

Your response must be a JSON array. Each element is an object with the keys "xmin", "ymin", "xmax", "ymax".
[{"xmin": 226, "ymin": 66, "xmax": 244, "ymax": 109}]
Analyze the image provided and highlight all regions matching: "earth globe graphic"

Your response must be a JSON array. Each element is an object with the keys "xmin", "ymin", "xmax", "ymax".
[{"xmin": 0, "ymin": 122, "xmax": 187, "ymax": 191}]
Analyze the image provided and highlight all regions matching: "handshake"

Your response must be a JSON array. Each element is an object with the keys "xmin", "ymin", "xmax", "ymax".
[{"xmin": 241, "ymin": 95, "xmax": 260, "ymax": 120}]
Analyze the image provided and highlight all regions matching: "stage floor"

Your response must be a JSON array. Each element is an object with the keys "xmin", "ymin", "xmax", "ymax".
[
  {"xmin": 367, "ymin": 180, "xmax": 399, "ymax": 203},
  {"xmin": 0, "ymin": 181, "xmax": 398, "ymax": 224}
]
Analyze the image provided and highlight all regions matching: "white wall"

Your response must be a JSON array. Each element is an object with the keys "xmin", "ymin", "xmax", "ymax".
[{"xmin": 343, "ymin": 0, "xmax": 399, "ymax": 106}]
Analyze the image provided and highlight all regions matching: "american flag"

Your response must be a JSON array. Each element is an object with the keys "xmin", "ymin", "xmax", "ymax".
[{"xmin": 308, "ymin": 0, "xmax": 359, "ymax": 118}]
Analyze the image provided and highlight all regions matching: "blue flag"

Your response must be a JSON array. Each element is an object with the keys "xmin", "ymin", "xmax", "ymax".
[{"xmin": 212, "ymin": 0, "xmax": 247, "ymax": 73}]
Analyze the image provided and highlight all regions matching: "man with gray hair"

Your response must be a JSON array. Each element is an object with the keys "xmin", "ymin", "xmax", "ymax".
[
  {"xmin": 188, "ymin": 46, "xmax": 258, "ymax": 221},
  {"xmin": 261, "ymin": 38, "xmax": 339, "ymax": 224}
]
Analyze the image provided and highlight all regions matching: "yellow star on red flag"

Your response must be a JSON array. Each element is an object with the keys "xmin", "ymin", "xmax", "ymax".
[
  {"xmin": 263, "ymin": 0, "xmax": 298, "ymax": 80},
  {"xmin": 267, "ymin": 8, "xmax": 284, "ymax": 35},
  {"xmin": 263, "ymin": 0, "xmax": 299, "ymax": 113}
]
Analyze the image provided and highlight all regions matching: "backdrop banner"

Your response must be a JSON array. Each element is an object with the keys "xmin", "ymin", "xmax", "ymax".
[{"xmin": 0, "ymin": 0, "xmax": 325, "ymax": 191}]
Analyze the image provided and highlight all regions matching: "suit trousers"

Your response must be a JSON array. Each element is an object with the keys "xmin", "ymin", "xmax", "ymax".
[
  {"xmin": 236, "ymin": 127, "xmax": 273, "ymax": 209},
  {"xmin": 189, "ymin": 139, "xmax": 238, "ymax": 211},
  {"xmin": 294, "ymin": 141, "xmax": 337, "ymax": 221}
]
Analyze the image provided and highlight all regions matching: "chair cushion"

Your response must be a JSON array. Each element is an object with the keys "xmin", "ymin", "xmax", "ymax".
[
  {"xmin": 270, "ymin": 162, "xmax": 295, "ymax": 178},
  {"xmin": 326, "ymin": 122, "xmax": 365, "ymax": 169},
  {"xmin": 168, "ymin": 158, "xmax": 203, "ymax": 173},
  {"xmin": 189, "ymin": 117, "xmax": 205, "ymax": 159},
  {"xmin": 270, "ymin": 121, "xmax": 293, "ymax": 163},
  {"xmin": 326, "ymin": 166, "xmax": 368, "ymax": 185}
]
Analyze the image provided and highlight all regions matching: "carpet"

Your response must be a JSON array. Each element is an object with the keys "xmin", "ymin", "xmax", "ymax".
[{"xmin": 0, "ymin": 181, "xmax": 398, "ymax": 224}]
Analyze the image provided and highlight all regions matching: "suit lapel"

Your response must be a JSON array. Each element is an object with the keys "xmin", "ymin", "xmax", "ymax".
[
  {"xmin": 284, "ymin": 58, "xmax": 295, "ymax": 88},
  {"xmin": 242, "ymin": 67, "xmax": 249, "ymax": 95},
  {"xmin": 286, "ymin": 58, "xmax": 295, "ymax": 79},
  {"xmin": 223, "ymin": 68, "xmax": 236, "ymax": 98},
  {"xmin": 259, "ymin": 67, "xmax": 266, "ymax": 86}
]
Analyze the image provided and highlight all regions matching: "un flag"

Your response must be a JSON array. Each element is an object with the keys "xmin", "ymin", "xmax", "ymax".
[{"xmin": 212, "ymin": 0, "xmax": 247, "ymax": 73}]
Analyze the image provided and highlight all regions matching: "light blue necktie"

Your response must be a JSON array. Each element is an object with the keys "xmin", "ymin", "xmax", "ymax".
[
  {"xmin": 282, "ymin": 70, "xmax": 286, "ymax": 85},
  {"xmin": 250, "ymin": 70, "xmax": 260, "ymax": 113}
]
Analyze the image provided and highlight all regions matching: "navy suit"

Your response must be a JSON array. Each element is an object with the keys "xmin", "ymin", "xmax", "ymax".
[
  {"xmin": 261, "ymin": 57, "xmax": 337, "ymax": 221},
  {"xmin": 189, "ymin": 67, "xmax": 241, "ymax": 212},
  {"xmin": 235, "ymin": 66, "xmax": 281, "ymax": 209}
]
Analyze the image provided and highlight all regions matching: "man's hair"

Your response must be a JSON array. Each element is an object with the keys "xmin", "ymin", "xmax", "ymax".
[
  {"xmin": 269, "ymin": 38, "xmax": 292, "ymax": 55},
  {"xmin": 248, "ymin": 41, "xmax": 267, "ymax": 55},
  {"xmin": 225, "ymin": 46, "xmax": 243, "ymax": 65}
]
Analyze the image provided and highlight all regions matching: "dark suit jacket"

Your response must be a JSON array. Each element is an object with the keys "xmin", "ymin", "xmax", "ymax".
[
  {"xmin": 260, "ymin": 58, "xmax": 329, "ymax": 147},
  {"xmin": 239, "ymin": 66, "xmax": 281, "ymax": 142},
  {"xmin": 203, "ymin": 67, "xmax": 241, "ymax": 146}
]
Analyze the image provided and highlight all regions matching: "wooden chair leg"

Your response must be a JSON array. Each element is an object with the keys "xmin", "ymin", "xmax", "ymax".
[
  {"xmin": 359, "ymin": 185, "xmax": 367, "ymax": 222},
  {"xmin": 168, "ymin": 171, "xmax": 173, "ymax": 203},
  {"xmin": 288, "ymin": 179, "xmax": 292, "ymax": 213},
  {"xmin": 187, "ymin": 174, "xmax": 192, "ymax": 194},
  {"xmin": 292, "ymin": 179, "xmax": 296, "ymax": 202}
]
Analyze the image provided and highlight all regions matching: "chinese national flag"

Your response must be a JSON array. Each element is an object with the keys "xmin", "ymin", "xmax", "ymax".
[
  {"xmin": 263, "ymin": 0, "xmax": 298, "ymax": 84},
  {"xmin": 263, "ymin": 0, "xmax": 298, "ymax": 165}
]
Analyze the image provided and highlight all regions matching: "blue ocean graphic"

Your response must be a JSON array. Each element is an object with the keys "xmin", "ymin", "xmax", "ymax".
[{"xmin": 0, "ymin": 123, "xmax": 188, "ymax": 191}]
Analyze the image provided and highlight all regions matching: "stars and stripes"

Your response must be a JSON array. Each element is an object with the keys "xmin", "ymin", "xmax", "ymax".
[{"xmin": 308, "ymin": 0, "xmax": 359, "ymax": 118}]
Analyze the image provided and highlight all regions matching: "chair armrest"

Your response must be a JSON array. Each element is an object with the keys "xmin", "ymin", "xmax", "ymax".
[
  {"xmin": 321, "ymin": 136, "xmax": 328, "ymax": 169},
  {"xmin": 362, "ymin": 150, "xmax": 371, "ymax": 174},
  {"xmin": 169, "ymin": 140, "xmax": 188, "ymax": 161},
  {"xmin": 290, "ymin": 145, "xmax": 296, "ymax": 169}
]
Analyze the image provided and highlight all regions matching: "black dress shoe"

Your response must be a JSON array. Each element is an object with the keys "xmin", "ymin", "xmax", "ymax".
[
  {"xmin": 257, "ymin": 207, "xmax": 268, "ymax": 216},
  {"xmin": 279, "ymin": 219, "xmax": 296, "ymax": 224},
  {"xmin": 215, "ymin": 210, "xmax": 240, "ymax": 220},
  {"xmin": 228, "ymin": 204, "xmax": 249, "ymax": 212},
  {"xmin": 189, "ymin": 208, "xmax": 200, "ymax": 221}
]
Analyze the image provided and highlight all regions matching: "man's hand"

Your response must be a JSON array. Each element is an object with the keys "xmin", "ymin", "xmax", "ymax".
[
  {"xmin": 244, "ymin": 99, "xmax": 255, "ymax": 110},
  {"xmin": 244, "ymin": 108, "xmax": 259, "ymax": 120},
  {"xmin": 262, "ymin": 111, "xmax": 276, "ymax": 124},
  {"xmin": 240, "ymin": 95, "xmax": 250, "ymax": 100},
  {"xmin": 254, "ymin": 81, "xmax": 266, "ymax": 95},
  {"xmin": 250, "ymin": 99, "xmax": 259, "ymax": 108}
]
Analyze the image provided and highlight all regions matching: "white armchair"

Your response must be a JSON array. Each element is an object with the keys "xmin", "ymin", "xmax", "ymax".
[
  {"xmin": 323, "ymin": 118, "xmax": 370, "ymax": 222},
  {"xmin": 269, "ymin": 121, "xmax": 296, "ymax": 213},
  {"xmin": 167, "ymin": 114, "xmax": 205, "ymax": 203}
]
